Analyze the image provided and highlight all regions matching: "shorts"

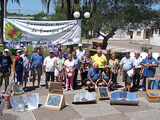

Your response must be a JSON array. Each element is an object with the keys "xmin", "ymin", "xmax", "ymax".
[
  {"xmin": 55, "ymin": 69, "xmax": 64, "ymax": 77},
  {"xmin": 0, "ymin": 72, "xmax": 9, "ymax": 87},
  {"xmin": 33, "ymin": 67, "xmax": 42, "ymax": 77},
  {"xmin": 97, "ymin": 80, "xmax": 113, "ymax": 87},
  {"xmin": 123, "ymin": 71, "xmax": 132, "ymax": 84},
  {"xmin": 15, "ymin": 72, "xmax": 23, "ymax": 83}
]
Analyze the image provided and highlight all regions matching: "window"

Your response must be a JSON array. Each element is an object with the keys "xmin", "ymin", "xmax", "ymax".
[{"xmin": 137, "ymin": 31, "xmax": 141, "ymax": 36}]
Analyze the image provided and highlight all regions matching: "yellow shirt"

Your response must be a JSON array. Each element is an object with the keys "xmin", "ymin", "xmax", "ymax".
[{"xmin": 92, "ymin": 54, "xmax": 107, "ymax": 68}]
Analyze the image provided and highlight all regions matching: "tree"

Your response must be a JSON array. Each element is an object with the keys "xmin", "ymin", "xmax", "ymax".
[
  {"xmin": 86, "ymin": 0, "xmax": 160, "ymax": 49},
  {"xmin": 43, "ymin": 0, "xmax": 160, "ymax": 49},
  {"xmin": 0, "ymin": 0, "xmax": 20, "ymax": 44},
  {"xmin": 42, "ymin": 0, "xmax": 74, "ymax": 20}
]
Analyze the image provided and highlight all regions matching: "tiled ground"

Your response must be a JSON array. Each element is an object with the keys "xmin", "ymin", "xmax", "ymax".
[{"xmin": 1, "ymin": 65, "xmax": 160, "ymax": 120}]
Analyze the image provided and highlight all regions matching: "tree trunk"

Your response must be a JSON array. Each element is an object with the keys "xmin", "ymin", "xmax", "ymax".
[
  {"xmin": 101, "ymin": 28, "xmax": 117, "ymax": 49},
  {"xmin": 0, "ymin": 0, "xmax": 4, "ymax": 44},
  {"xmin": 67, "ymin": 0, "xmax": 74, "ymax": 20}
]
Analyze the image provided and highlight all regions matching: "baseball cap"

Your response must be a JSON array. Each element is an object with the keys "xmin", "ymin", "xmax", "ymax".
[
  {"xmin": 4, "ymin": 48, "xmax": 9, "ymax": 52},
  {"xmin": 78, "ymin": 43, "xmax": 82, "ymax": 47},
  {"xmin": 16, "ymin": 49, "xmax": 22, "ymax": 53},
  {"xmin": 104, "ymin": 65, "xmax": 110, "ymax": 69},
  {"xmin": 49, "ymin": 49, "xmax": 54, "ymax": 53}
]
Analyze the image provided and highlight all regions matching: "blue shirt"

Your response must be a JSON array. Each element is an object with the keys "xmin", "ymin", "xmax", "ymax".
[
  {"xmin": 31, "ymin": 53, "xmax": 44, "ymax": 68},
  {"xmin": 73, "ymin": 57, "xmax": 80, "ymax": 69},
  {"xmin": 120, "ymin": 57, "xmax": 135, "ymax": 71},
  {"xmin": 62, "ymin": 53, "xmax": 68, "ymax": 60},
  {"xmin": 88, "ymin": 68, "xmax": 101, "ymax": 82},
  {"xmin": 141, "ymin": 57, "xmax": 159, "ymax": 77}
]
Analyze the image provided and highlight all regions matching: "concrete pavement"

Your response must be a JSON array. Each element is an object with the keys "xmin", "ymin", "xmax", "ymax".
[
  {"xmin": 1, "ymin": 39, "xmax": 160, "ymax": 120},
  {"xmin": 1, "ymin": 67, "xmax": 160, "ymax": 120}
]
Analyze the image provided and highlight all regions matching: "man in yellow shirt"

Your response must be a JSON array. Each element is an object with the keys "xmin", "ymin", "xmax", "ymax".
[{"xmin": 92, "ymin": 48, "xmax": 107, "ymax": 71}]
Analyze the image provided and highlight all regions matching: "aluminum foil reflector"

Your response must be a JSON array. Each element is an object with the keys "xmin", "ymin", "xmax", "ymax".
[
  {"xmin": 110, "ymin": 92, "xmax": 138, "ymax": 106},
  {"xmin": 10, "ymin": 93, "xmax": 39, "ymax": 112},
  {"xmin": 72, "ymin": 92, "xmax": 96, "ymax": 104}
]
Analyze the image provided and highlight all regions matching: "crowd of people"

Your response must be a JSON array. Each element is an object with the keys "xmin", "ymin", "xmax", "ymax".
[{"xmin": 0, "ymin": 43, "xmax": 159, "ymax": 93}]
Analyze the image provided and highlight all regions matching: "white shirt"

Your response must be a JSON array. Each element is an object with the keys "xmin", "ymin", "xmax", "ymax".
[
  {"xmin": 133, "ymin": 57, "xmax": 142, "ymax": 69},
  {"xmin": 64, "ymin": 59, "xmax": 76, "ymax": 72},
  {"xmin": 76, "ymin": 49, "xmax": 85, "ymax": 61},
  {"xmin": 21, "ymin": 54, "xmax": 30, "ymax": 72},
  {"xmin": 43, "ymin": 56, "xmax": 56, "ymax": 72}
]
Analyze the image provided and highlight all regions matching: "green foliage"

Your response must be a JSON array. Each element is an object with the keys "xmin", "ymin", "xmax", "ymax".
[
  {"xmin": 32, "ymin": 12, "xmax": 48, "ymax": 21},
  {"xmin": 9, "ymin": 48, "xmax": 17, "ymax": 55},
  {"xmin": 140, "ymin": 46, "xmax": 152, "ymax": 52}
]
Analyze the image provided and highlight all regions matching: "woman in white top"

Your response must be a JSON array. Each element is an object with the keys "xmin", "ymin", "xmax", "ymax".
[
  {"xmin": 64, "ymin": 54, "xmax": 76, "ymax": 91},
  {"xmin": 55, "ymin": 51, "xmax": 65, "ymax": 82}
]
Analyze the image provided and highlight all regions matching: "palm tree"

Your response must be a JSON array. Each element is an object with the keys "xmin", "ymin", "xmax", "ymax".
[
  {"xmin": 0, "ymin": 0, "xmax": 20, "ymax": 44},
  {"xmin": 42, "ymin": 0, "xmax": 74, "ymax": 20}
]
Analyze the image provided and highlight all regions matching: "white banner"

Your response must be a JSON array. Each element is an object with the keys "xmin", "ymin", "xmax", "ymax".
[{"xmin": 3, "ymin": 18, "xmax": 81, "ymax": 45}]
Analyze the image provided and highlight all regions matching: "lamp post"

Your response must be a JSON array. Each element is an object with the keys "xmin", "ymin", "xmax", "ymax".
[{"xmin": 73, "ymin": 11, "xmax": 90, "ymax": 45}]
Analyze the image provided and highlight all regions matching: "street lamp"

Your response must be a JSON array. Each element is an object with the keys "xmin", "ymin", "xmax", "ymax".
[{"xmin": 73, "ymin": 11, "xmax": 90, "ymax": 45}]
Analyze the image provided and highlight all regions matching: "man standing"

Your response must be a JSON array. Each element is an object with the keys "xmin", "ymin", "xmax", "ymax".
[
  {"xmin": 120, "ymin": 51, "xmax": 135, "ymax": 92},
  {"xmin": 132, "ymin": 52, "xmax": 142, "ymax": 90},
  {"xmin": 43, "ymin": 50, "xmax": 56, "ymax": 88},
  {"xmin": 106, "ymin": 49, "xmax": 111, "ymax": 65},
  {"xmin": 76, "ymin": 43, "xmax": 85, "ymax": 62},
  {"xmin": 54, "ymin": 44, "xmax": 63, "ymax": 56},
  {"xmin": 21, "ymin": 48, "xmax": 30, "ymax": 89},
  {"xmin": 72, "ymin": 51, "xmax": 80, "ymax": 89},
  {"xmin": 86, "ymin": 64, "xmax": 101, "ymax": 91},
  {"xmin": 63, "ymin": 47, "xmax": 71, "ymax": 60},
  {"xmin": 140, "ymin": 51, "xmax": 159, "ymax": 91},
  {"xmin": 31, "ymin": 46, "xmax": 44, "ymax": 88},
  {"xmin": 92, "ymin": 48, "xmax": 107, "ymax": 71},
  {"xmin": 0, "ymin": 49, "xmax": 12, "ymax": 93}
]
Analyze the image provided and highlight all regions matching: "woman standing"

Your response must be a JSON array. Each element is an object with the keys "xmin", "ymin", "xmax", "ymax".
[
  {"xmin": 64, "ymin": 54, "xmax": 76, "ymax": 91},
  {"xmin": 55, "ymin": 51, "xmax": 65, "ymax": 83},
  {"xmin": 108, "ymin": 53, "xmax": 119, "ymax": 87}
]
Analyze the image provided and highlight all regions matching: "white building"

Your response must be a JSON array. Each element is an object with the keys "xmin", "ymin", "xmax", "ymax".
[{"xmin": 98, "ymin": 28, "xmax": 152, "ymax": 40}]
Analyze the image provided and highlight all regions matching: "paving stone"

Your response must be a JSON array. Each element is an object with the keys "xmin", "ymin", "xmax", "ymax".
[
  {"xmin": 33, "ymin": 106, "xmax": 82, "ymax": 120},
  {"xmin": 125, "ymin": 109, "xmax": 160, "ymax": 120},
  {"xmin": 139, "ymin": 98, "xmax": 160, "ymax": 109},
  {"xmin": 2, "ymin": 109, "xmax": 36, "ymax": 120},
  {"xmin": 71, "ymin": 101, "xmax": 120, "ymax": 118},
  {"xmin": 112, "ymin": 101, "xmax": 155, "ymax": 113},
  {"xmin": 86, "ymin": 113, "xmax": 130, "ymax": 120}
]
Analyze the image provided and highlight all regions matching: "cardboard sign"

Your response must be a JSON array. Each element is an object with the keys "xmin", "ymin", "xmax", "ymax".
[
  {"xmin": 45, "ymin": 93, "xmax": 65, "ymax": 111},
  {"xmin": 146, "ymin": 78, "xmax": 160, "ymax": 102},
  {"xmin": 97, "ymin": 87, "xmax": 110, "ymax": 100},
  {"xmin": 48, "ymin": 82, "xmax": 63, "ymax": 94}
]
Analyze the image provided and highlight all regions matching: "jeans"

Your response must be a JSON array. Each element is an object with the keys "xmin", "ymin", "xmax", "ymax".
[
  {"xmin": 73, "ymin": 69, "xmax": 78, "ymax": 88},
  {"xmin": 46, "ymin": 72, "xmax": 54, "ymax": 87},
  {"xmin": 133, "ymin": 68, "xmax": 141, "ymax": 88},
  {"xmin": 112, "ymin": 74, "xmax": 118, "ymax": 84},
  {"xmin": 81, "ymin": 71, "xmax": 88, "ymax": 86}
]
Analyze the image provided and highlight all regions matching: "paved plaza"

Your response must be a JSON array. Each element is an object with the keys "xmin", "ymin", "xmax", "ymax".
[
  {"xmin": 1, "ymin": 66, "xmax": 160, "ymax": 120},
  {"xmin": 1, "ymin": 40, "xmax": 160, "ymax": 120}
]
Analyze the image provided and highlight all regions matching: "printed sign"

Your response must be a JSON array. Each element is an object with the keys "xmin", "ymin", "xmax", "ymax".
[{"xmin": 3, "ymin": 18, "xmax": 81, "ymax": 45}]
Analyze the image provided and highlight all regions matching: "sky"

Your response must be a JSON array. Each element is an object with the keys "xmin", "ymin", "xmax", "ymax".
[
  {"xmin": 7, "ymin": 0, "xmax": 55, "ymax": 15},
  {"xmin": 7, "ymin": 0, "xmax": 160, "ymax": 15}
]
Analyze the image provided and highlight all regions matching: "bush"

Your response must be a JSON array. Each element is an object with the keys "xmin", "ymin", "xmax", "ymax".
[{"xmin": 140, "ymin": 46, "xmax": 152, "ymax": 52}]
